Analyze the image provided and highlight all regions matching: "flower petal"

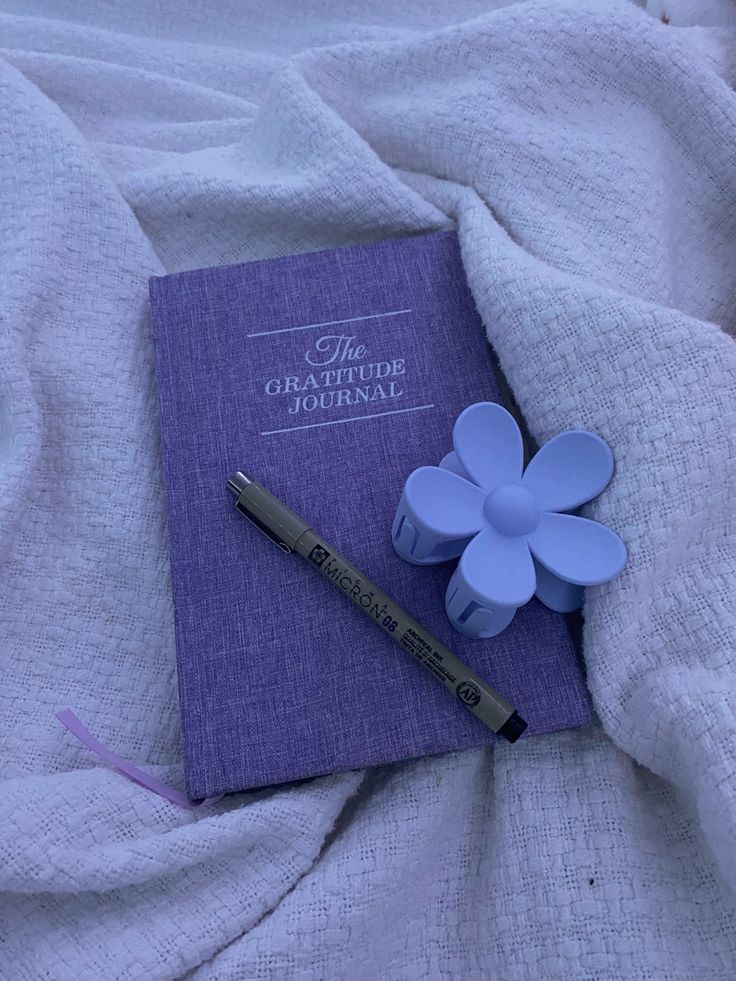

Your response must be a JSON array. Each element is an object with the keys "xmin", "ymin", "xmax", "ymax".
[
  {"xmin": 458, "ymin": 526, "xmax": 537, "ymax": 608},
  {"xmin": 522, "ymin": 430, "xmax": 613, "ymax": 511},
  {"xmin": 438, "ymin": 451, "xmax": 469, "ymax": 479},
  {"xmin": 453, "ymin": 402, "xmax": 523, "ymax": 492},
  {"xmin": 527, "ymin": 513, "xmax": 626, "ymax": 585},
  {"xmin": 404, "ymin": 466, "xmax": 486, "ymax": 538}
]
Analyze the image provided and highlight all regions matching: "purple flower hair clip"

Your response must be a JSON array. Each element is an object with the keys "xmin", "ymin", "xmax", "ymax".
[{"xmin": 392, "ymin": 402, "xmax": 627, "ymax": 638}]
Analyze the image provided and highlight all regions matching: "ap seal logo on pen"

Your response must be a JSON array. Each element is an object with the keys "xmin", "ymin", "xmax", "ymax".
[
  {"xmin": 456, "ymin": 681, "xmax": 481, "ymax": 707},
  {"xmin": 308, "ymin": 544, "xmax": 331, "ymax": 568}
]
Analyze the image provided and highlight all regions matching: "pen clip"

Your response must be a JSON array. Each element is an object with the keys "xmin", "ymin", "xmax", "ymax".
[{"xmin": 236, "ymin": 500, "xmax": 292, "ymax": 553}]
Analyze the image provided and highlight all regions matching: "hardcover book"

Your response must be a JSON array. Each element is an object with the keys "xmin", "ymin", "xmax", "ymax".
[{"xmin": 150, "ymin": 231, "xmax": 592, "ymax": 799}]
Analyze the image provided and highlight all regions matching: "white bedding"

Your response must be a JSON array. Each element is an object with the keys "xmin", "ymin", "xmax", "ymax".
[{"xmin": 1, "ymin": 1, "xmax": 735, "ymax": 977}]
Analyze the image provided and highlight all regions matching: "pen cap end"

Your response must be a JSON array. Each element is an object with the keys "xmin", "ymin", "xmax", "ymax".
[
  {"xmin": 227, "ymin": 472, "xmax": 253, "ymax": 497},
  {"xmin": 498, "ymin": 711, "xmax": 528, "ymax": 744}
]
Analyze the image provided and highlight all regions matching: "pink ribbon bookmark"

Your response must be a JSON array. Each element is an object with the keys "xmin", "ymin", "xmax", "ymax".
[{"xmin": 56, "ymin": 709, "xmax": 222, "ymax": 809}]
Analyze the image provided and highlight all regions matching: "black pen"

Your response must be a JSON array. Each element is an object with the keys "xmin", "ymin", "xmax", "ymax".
[{"xmin": 227, "ymin": 471, "xmax": 527, "ymax": 743}]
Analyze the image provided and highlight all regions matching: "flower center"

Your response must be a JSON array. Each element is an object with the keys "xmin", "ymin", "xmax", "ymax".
[{"xmin": 483, "ymin": 484, "xmax": 540, "ymax": 537}]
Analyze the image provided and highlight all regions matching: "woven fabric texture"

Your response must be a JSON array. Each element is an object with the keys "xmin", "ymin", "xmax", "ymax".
[{"xmin": 0, "ymin": 1, "xmax": 735, "ymax": 977}]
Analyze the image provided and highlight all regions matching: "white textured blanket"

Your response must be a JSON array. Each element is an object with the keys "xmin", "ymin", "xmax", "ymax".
[{"xmin": 1, "ymin": 1, "xmax": 735, "ymax": 977}]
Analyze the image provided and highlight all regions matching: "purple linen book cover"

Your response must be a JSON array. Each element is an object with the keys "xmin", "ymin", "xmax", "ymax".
[{"xmin": 150, "ymin": 231, "xmax": 592, "ymax": 799}]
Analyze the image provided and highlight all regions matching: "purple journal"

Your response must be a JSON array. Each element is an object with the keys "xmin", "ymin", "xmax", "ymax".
[{"xmin": 150, "ymin": 231, "xmax": 592, "ymax": 799}]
